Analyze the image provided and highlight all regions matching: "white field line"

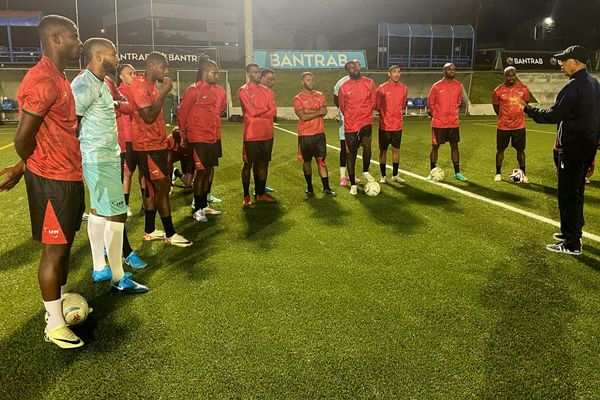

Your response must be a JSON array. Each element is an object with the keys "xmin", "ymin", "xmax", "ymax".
[{"xmin": 274, "ymin": 125, "xmax": 600, "ymax": 244}]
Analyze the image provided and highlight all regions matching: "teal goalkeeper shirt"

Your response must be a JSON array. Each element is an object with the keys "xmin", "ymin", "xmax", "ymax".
[{"xmin": 71, "ymin": 69, "xmax": 120, "ymax": 164}]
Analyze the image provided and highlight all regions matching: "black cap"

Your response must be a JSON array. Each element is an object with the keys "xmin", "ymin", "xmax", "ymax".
[{"xmin": 554, "ymin": 45, "xmax": 589, "ymax": 63}]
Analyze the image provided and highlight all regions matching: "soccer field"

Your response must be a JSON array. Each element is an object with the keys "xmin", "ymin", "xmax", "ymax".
[{"xmin": 2, "ymin": 117, "xmax": 600, "ymax": 399}]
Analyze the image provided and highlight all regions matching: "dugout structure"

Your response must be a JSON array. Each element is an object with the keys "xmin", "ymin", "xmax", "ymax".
[
  {"xmin": 377, "ymin": 23, "xmax": 475, "ymax": 70},
  {"xmin": 0, "ymin": 11, "xmax": 42, "ymax": 64}
]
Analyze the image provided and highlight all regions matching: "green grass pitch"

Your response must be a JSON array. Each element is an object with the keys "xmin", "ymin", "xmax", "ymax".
[{"xmin": 1, "ymin": 117, "xmax": 600, "ymax": 399}]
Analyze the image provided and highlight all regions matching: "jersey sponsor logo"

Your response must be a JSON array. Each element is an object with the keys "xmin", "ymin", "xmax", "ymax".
[{"xmin": 111, "ymin": 199, "xmax": 125, "ymax": 208}]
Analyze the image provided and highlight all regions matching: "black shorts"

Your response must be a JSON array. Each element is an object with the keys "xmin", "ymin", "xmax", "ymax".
[
  {"xmin": 244, "ymin": 139, "xmax": 274, "ymax": 163},
  {"xmin": 379, "ymin": 129, "xmax": 402, "ymax": 150},
  {"xmin": 215, "ymin": 139, "xmax": 223, "ymax": 158},
  {"xmin": 345, "ymin": 125, "xmax": 372, "ymax": 153},
  {"xmin": 24, "ymin": 170, "xmax": 85, "ymax": 245},
  {"xmin": 121, "ymin": 142, "xmax": 138, "ymax": 173},
  {"xmin": 137, "ymin": 150, "xmax": 169, "ymax": 182},
  {"xmin": 497, "ymin": 128, "xmax": 526, "ymax": 151},
  {"xmin": 298, "ymin": 133, "xmax": 327, "ymax": 162},
  {"xmin": 168, "ymin": 149, "xmax": 194, "ymax": 175},
  {"xmin": 432, "ymin": 127, "xmax": 460, "ymax": 145},
  {"xmin": 190, "ymin": 142, "xmax": 219, "ymax": 170}
]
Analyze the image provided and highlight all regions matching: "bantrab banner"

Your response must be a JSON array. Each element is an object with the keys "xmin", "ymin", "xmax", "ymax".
[
  {"xmin": 117, "ymin": 45, "xmax": 218, "ymax": 69},
  {"xmin": 254, "ymin": 50, "xmax": 367, "ymax": 69},
  {"xmin": 500, "ymin": 51, "xmax": 560, "ymax": 70}
]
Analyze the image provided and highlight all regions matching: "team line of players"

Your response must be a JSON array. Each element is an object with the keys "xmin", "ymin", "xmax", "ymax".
[{"xmin": 0, "ymin": 15, "xmax": 534, "ymax": 349}]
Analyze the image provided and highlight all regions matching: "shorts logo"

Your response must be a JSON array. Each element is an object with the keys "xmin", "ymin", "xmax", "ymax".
[
  {"xmin": 45, "ymin": 228, "xmax": 60, "ymax": 238},
  {"xmin": 146, "ymin": 155, "xmax": 166, "ymax": 181},
  {"xmin": 111, "ymin": 200, "xmax": 125, "ymax": 208}
]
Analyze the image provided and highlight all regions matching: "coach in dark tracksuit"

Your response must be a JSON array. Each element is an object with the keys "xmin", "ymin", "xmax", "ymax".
[{"xmin": 520, "ymin": 45, "xmax": 600, "ymax": 255}]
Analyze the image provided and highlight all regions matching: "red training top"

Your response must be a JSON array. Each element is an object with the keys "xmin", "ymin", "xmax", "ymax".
[
  {"xmin": 239, "ymin": 82, "xmax": 276, "ymax": 141},
  {"xmin": 129, "ymin": 75, "xmax": 167, "ymax": 151},
  {"xmin": 177, "ymin": 81, "xmax": 227, "ymax": 144},
  {"xmin": 376, "ymin": 80, "xmax": 408, "ymax": 131},
  {"xmin": 428, "ymin": 78, "xmax": 463, "ymax": 128},
  {"xmin": 17, "ymin": 56, "xmax": 81, "ymax": 181},
  {"xmin": 492, "ymin": 82, "xmax": 530, "ymax": 131},
  {"xmin": 293, "ymin": 90, "xmax": 326, "ymax": 136},
  {"xmin": 337, "ymin": 76, "xmax": 376, "ymax": 132}
]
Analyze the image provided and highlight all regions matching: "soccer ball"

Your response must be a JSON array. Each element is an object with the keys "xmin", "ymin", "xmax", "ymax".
[
  {"xmin": 62, "ymin": 293, "xmax": 93, "ymax": 326},
  {"xmin": 430, "ymin": 167, "xmax": 445, "ymax": 182},
  {"xmin": 365, "ymin": 181, "xmax": 381, "ymax": 196},
  {"xmin": 509, "ymin": 169, "xmax": 524, "ymax": 183}
]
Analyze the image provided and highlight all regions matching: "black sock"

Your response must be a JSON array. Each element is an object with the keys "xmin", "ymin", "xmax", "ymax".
[
  {"xmin": 199, "ymin": 192, "xmax": 208, "ymax": 209},
  {"xmin": 520, "ymin": 166, "xmax": 526, "ymax": 174},
  {"xmin": 207, "ymin": 181, "xmax": 213, "ymax": 193},
  {"xmin": 430, "ymin": 161, "xmax": 436, "ymax": 170},
  {"xmin": 496, "ymin": 165, "xmax": 501, "ymax": 175},
  {"xmin": 122, "ymin": 228, "xmax": 133, "ymax": 258},
  {"xmin": 393, "ymin": 163, "xmax": 399, "ymax": 176},
  {"xmin": 141, "ymin": 187, "xmax": 145, "ymax": 198},
  {"xmin": 253, "ymin": 174, "xmax": 260, "ymax": 195},
  {"xmin": 379, "ymin": 163, "xmax": 386, "ymax": 177},
  {"xmin": 144, "ymin": 209, "xmax": 157, "ymax": 234},
  {"xmin": 194, "ymin": 195, "xmax": 203, "ymax": 212},
  {"xmin": 124, "ymin": 193, "xmax": 130, "ymax": 206},
  {"xmin": 256, "ymin": 179, "xmax": 266, "ymax": 196},
  {"xmin": 304, "ymin": 174, "xmax": 313, "ymax": 191},
  {"xmin": 161, "ymin": 216, "xmax": 176, "ymax": 238},
  {"xmin": 174, "ymin": 169, "xmax": 183, "ymax": 179},
  {"xmin": 453, "ymin": 162, "xmax": 460, "ymax": 174},
  {"xmin": 243, "ymin": 181, "xmax": 250, "ymax": 197},
  {"xmin": 349, "ymin": 174, "xmax": 356, "ymax": 186},
  {"xmin": 321, "ymin": 177, "xmax": 330, "ymax": 190}
]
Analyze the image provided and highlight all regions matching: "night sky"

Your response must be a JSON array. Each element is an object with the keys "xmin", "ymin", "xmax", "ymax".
[{"xmin": 1, "ymin": 0, "xmax": 596, "ymax": 50}]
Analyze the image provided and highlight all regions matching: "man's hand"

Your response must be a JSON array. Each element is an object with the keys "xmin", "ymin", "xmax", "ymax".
[
  {"xmin": 160, "ymin": 77, "xmax": 173, "ymax": 94},
  {"xmin": 0, "ymin": 161, "xmax": 25, "ymax": 192}
]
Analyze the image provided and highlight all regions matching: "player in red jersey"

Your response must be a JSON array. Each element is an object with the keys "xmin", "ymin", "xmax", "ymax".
[
  {"xmin": 129, "ymin": 52, "xmax": 192, "ymax": 247},
  {"xmin": 178, "ymin": 56, "xmax": 226, "ymax": 222},
  {"xmin": 492, "ymin": 66, "xmax": 531, "ymax": 182},
  {"xmin": 427, "ymin": 63, "xmax": 468, "ymax": 181},
  {"xmin": 293, "ymin": 72, "xmax": 336, "ymax": 196},
  {"xmin": 0, "ymin": 15, "xmax": 85, "ymax": 348},
  {"xmin": 259, "ymin": 68, "xmax": 277, "ymax": 193},
  {"xmin": 335, "ymin": 60, "xmax": 377, "ymax": 195},
  {"xmin": 376, "ymin": 65, "xmax": 408, "ymax": 184},
  {"xmin": 165, "ymin": 127, "xmax": 193, "ymax": 190},
  {"xmin": 239, "ymin": 63, "xmax": 277, "ymax": 205}
]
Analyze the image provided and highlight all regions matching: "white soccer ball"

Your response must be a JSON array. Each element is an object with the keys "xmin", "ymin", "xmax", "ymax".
[
  {"xmin": 62, "ymin": 293, "xmax": 93, "ymax": 326},
  {"xmin": 365, "ymin": 181, "xmax": 381, "ymax": 196},
  {"xmin": 430, "ymin": 167, "xmax": 445, "ymax": 182},
  {"xmin": 509, "ymin": 168, "xmax": 524, "ymax": 183},
  {"xmin": 406, "ymin": 101, "xmax": 414, "ymax": 107}
]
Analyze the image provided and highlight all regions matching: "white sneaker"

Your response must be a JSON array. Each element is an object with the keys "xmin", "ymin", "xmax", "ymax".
[
  {"xmin": 126, "ymin": 206, "xmax": 133, "ymax": 217},
  {"xmin": 143, "ymin": 229, "xmax": 166, "ymax": 241},
  {"xmin": 202, "ymin": 206, "xmax": 223, "ymax": 216},
  {"xmin": 349, "ymin": 185, "xmax": 358, "ymax": 195},
  {"xmin": 392, "ymin": 175, "xmax": 405, "ymax": 183},
  {"xmin": 193, "ymin": 209, "xmax": 208, "ymax": 222},
  {"xmin": 165, "ymin": 233, "xmax": 193, "ymax": 248},
  {"xmin": 521, "ymin": 175, "xmax": 529, "ymax": 183},
  {"xmin": 379, "ymin": 176, "xmax": 387, "ymax": 184},
  {"xmin": 363, "ymin": 172, "xmax": 375, "ymax": 183},
  {"xmin": 82, "ymin": 212, "xmax": 89, "ymax": 221},
  {"xmin": 494, "ymin": 174, "xmax": 502, "ymax": 182}
]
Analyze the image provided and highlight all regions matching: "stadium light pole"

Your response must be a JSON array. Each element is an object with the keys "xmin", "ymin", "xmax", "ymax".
[
  {"xmin": 150, "ymin": 0, "xmax": 155, "ymax": 51},
  {"xmin": 243, "ymin": 0, "xmax": 253, "ymax": 72},
  {"xmin": 74, "ymin": 0, "xmax": 81, "ymax": 68},
  {"xmin": 114, "ymin": 0, "xmax": 119, "ymax": 53}
]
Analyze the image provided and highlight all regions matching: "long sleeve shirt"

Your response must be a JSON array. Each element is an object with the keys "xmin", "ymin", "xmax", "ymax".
[
  {"xmin": 239, "ymin": 82, "xmax": 276, "ymax": 141},
  {"xmin": 524, "ymin": 69, "xmax": 600, "ymax": 147}
]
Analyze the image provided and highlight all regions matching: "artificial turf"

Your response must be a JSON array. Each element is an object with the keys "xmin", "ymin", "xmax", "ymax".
[{"xmin": 1, "ymin": 117, "xmax": 600, "ymax": 399}]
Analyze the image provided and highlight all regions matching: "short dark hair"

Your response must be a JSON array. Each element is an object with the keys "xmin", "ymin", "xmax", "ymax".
[
  {"xmin": 82, "ymin": 37, "xmax": 114, "ymax": 65},
  {"xmin": 261, "ymin": 68, "xmax": 275, "ymax": 77},
  {"xmin": 245, "ymin": 63, "xmax": 260, "ymax": 72},
  {"xmin": 147, "ymin": 51, "xmax": 167, "ymax": 66},
  {"xmin": 38, "ymin": 15, "xmax": 76, "ymax": 40},
  {"xmin": 117, "ymin": 63, "xmax": 135, "ymax": 84},
  {"xmin": 300, "ymin": 71, "xmax": 313, "ymax": 80}
]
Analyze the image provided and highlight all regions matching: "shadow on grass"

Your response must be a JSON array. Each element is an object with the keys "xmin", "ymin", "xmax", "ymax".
[
  {"xmin": 387, "ymin": 181, "xmax": 461, "ymax": 212},
  {"xmin": 479, "ymin": 246, "xmax": 577, "ymax": 398},
  {"xmin": 0, "ymin": 239, "xmax": 42, "ymax": 271},
  {"xmin": 305, "ymin": 193, "xmax": 350, "ymax": 226},
  {"xmin": 242, "ymin": 201, "xmax": 288, "ymax": 249},
  {"xmin": 354, "ymin": 187, "xmax": 426, "ymax": 235},
  {"xmin": 458, "ymin": 180, "xmax": 529, "ymax": 203}
]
